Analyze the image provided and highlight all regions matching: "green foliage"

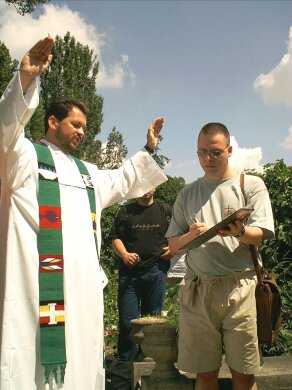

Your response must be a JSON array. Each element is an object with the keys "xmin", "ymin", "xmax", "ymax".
[
  {"xmin": 155, "ymin": 175, "xmax": 186, "ymax": 205},
  {"xmin": 25, "ymin": 98, "xmax": 46, "ymax": 141},
  {"xmin": 4, "ymin": 0, "xmax": 50, "ymax": 15},
  {"xmin": 101, "ymin": 204, "xmax": 123, "ymax": 353},
  {"xmin": 152, "ymin": 135, "xmax": 170, "ymax": 169},
  {"xmin": 103, "ymin": 270, "xmax": 119, "ymax": 353},
  {"xmin": 248, "ymin": 160, "xmax": 292, "ymax": 356},
  {"xmin": 96, "ymin": 127, "xmax": 128, "ymax": 169},
  {"xmin": 100, "ymin": 203, "xmax": 121, "ymax": 274},
  {"xmin": 0, "ymin": 41, "xmax": 18, "ymax": 97},
  {"xmin": 163, "ymin": 283, "xmax": 180, "ymax": 324}
]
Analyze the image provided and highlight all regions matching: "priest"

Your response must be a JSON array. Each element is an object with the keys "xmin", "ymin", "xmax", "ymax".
[{"xmin": 0, "ymin": 36, "xmax": 167, "ymax": 390}]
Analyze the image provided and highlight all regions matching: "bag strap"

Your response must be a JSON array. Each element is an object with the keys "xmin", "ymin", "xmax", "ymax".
[{"xmin": 240, "ymin": 173, "xmax": 264, "ymax": 285}]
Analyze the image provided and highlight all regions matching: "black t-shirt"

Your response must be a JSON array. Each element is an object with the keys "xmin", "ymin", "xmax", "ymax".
[{"xmin": 110, "ymin": 201, "xmax": 171, "ymax": 274}]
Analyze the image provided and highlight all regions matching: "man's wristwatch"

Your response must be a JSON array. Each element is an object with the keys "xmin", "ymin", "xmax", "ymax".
[
  {"xmin": 234, "ymin": 226, "xmax": 245, "ymax": 238},
  {"xmin": 144, "ymin": 144, "xmax": 155, "ymax": 155}
]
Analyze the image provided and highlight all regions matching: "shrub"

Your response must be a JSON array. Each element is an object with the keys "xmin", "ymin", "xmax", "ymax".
[{"xmin": 248, "ymin": 160, "xmax": 292, "ymax": 356}]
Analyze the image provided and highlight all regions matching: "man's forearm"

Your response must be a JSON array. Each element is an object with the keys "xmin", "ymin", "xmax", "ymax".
[
  {"xmin": 19, "ymin": 69, "xmax": 37, "ymax": 95},
  {"xmin": 112, "ymin": 238, "xmax": 128, "ymax": 259},
  {"xmin": 236, "ymin": 226, "xmax": 264, "ymax": 246},
  {"xmin": 112, "ymin": 238, "xmax": 141, "ymax": 267},
  {"xmin": 168, "ymin": 234, "xmax": 191, "ymax": 256}
]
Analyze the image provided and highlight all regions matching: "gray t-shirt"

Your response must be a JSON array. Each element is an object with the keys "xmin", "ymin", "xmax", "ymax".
[{"xmin": 166, "ymin": 174, "xmax": 274, "ymax": 276}]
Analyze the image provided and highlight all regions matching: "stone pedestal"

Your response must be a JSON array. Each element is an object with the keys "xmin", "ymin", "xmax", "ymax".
[
  {"xmin": 133, "ymin": 360, "xmax": 194, "ymax": 390},
  {"xmin": 141, "ymin": 373, "xmax": 194, "ymax": 389},
  {"xmin": 131, "ymin": 318, "xmax": 193, "ymax": 389},
  {"xmin": 140, "ymin": 325, "xmax": 179, "ymax": 380}
]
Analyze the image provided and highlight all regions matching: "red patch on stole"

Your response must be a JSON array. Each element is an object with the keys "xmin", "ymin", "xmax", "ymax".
[
  {"xmin": 39, "ymin": 206, "xmax": 62, "ymax": 229},
  {"xmin": 39, "ymin": 254, "xmax": 64, "ymax": 273},
  {"xmin": 40, "ymin": 316, "xmax": 50, "ymax": 325}
]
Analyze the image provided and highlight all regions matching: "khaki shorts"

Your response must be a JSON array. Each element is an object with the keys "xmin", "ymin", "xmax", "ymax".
[{"xmin": 177, "ymin": 270, "xmax": 260, "ymax": 375}]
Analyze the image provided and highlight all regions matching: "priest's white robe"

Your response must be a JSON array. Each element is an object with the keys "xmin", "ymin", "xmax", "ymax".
[{"xmin": 0, "ymin": 72, "xmax": 167, "ymax": 390}]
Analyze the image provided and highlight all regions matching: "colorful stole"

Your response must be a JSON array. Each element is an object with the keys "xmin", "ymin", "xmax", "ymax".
[{"xmin": 34, "ymin": 143, "xmax": 97, "ymax": 384}]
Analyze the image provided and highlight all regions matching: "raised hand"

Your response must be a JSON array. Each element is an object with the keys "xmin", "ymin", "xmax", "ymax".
[
  {"xmin": 20, "ymin": 36, "xmax": 54, "ymax": 93},
  {"xmin": 146, "ymin": 116, "xmax": 165, "ymax": 151}
]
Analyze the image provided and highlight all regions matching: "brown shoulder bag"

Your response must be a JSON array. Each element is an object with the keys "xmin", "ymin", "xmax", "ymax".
[{"xmin": 240, "ymin": 173, "xmax": 282, "ymax": 345}]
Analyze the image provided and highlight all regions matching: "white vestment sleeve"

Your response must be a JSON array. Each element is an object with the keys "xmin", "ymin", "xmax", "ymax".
[
  {"xmin": 0, "ymin": 72, "xmax": 38, "ymax": 190},
  {"xmin": 88, "ymin": 150, "xmax": 168, "ymax": 210}
]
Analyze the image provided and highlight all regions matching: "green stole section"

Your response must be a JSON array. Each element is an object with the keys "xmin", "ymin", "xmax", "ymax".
[{"xmin": 34, "ymin": 143, "xmax": 98, "ymax": 384}]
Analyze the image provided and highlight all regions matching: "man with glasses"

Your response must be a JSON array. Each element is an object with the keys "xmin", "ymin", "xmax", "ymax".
[{"xmin": 167, "ymin": 123, "xmax": 274, "ymax": 390}]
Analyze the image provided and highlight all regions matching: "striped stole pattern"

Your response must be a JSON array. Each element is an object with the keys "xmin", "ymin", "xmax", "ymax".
[{"xmin": 34, "ymin": 143, "xmax": 97, "ymax": 384}]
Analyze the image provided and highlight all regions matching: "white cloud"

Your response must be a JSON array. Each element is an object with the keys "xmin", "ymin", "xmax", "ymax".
[
  {"xmin": 164, "ymin": 159, "xmax": 197, "ymax": 182},
  {"xmin": 97, "ymin": 54, "xmax": 136, "ymax": 88},
  {"xmin": 254, "ymin": 27, "xmax": 292, "ymax": 106},
  {"xmin": 280, "ymin": 126, "xmax": 292, "ymax": 150},
  {"xmin": 177, "ymin": 161, "xmax": 196, "ymax": 169},
  {"xmin": 229, "ymin": 136, "xmax": 263, "ymax": 173},
  {"xmin": 0, "ymin": 2, "xmax": 134, "ymax": 89},
  {"xmin": 164, "ymin": 160, "xmax": 173, "ymax": 169},
  {"xmin": 164, "ymin": 159, "xmax": 195, "ymax": 171}
]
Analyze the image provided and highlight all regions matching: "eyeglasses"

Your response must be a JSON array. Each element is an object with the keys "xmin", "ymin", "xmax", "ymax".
[{"xmin": 197, "ymin": 146, "xmax": 229, "ymax": 159}]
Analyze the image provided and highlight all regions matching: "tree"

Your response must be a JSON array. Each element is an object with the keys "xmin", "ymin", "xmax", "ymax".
[
  {"xmin": 96, "ymin": 127, "xmax": 128, "ymax": 169},
  {"xmin": 27, "ymin": 32, "xmax": 104, "ymax": 162},
  {"xmin": 4, "ymin": 0, "xmax": 50, "ymax": 15},
  {"xmin": 152, "ymin": 135, "xmax": 170, "ymax": 169},
  {"xmin": 0, "ymin": 41, "xmax": 18, "ymax": 97},
  {"xmin": 155, "ymin": 175, "xmax": 186, "ymax": 205},
  {"xmin": 100, "ymin": 203, "xmax": 122, "ymax": 272},
  {"xmin": 248, "ymin": 160, "xmax": 292, "ymax": 356},
  {"xmin": 25, "ymin": 98, "xmax": 46, "ymax": 141}
]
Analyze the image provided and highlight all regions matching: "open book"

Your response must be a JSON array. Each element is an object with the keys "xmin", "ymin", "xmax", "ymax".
[{"xmin": 179, "ymin": 205, "xmax": 254, "ymax": 251}]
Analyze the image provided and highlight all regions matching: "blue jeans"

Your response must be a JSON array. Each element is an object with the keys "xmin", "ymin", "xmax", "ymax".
[{"xmin": 118, "ymin": 262, "xmax": 168, "ymax": 361}]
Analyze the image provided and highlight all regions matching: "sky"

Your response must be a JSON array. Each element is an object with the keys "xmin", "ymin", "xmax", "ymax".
[{"xmin": 0, "ymin": 0, "xmax": 291, "ymax": 183}]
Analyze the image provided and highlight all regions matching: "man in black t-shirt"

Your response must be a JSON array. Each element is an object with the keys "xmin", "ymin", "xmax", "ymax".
[{"xmin": 111, "ymin": 188, "xmax": 173, "ymax": 361}]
